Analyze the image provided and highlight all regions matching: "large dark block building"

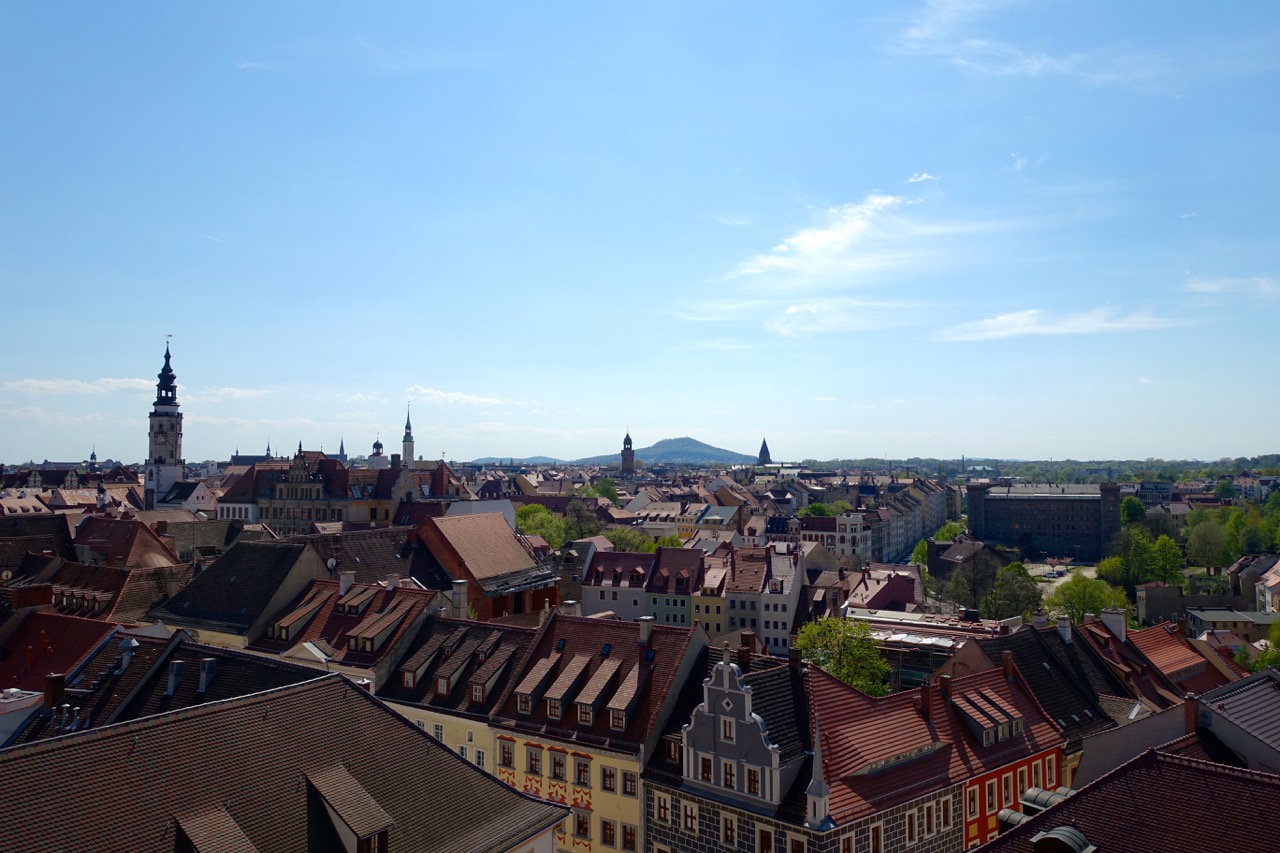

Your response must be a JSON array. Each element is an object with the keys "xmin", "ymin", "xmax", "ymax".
[{"xmin": 966, "ymin": 483, "xmax": 1121, "ymax": 563}]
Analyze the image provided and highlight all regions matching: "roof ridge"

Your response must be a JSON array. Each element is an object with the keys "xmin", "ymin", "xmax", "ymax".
[{"xmin": 0, "ymin": 673, "xmax": 342, "ymax": 762}]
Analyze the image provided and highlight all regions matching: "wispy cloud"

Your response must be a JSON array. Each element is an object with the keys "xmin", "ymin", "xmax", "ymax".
[
  {"xmin": 196, "ymin": 387, "xmax": 269, "ymax": 403},
  {"xmin": 1139, "ymin": 377, "xmax": 1152, "ymax": 384},
  {"xmin": 345, "ymin": 392, "xmax": 386, "ymax": 403},
  {"xmin": 1180, "ymin": 211, "xmax": 1198, "ymax": 219},
  {"xmin": 940, "ymin": 307, "xmax": 1180, "ymax": 341},
  {"xmin": 907, "ymin": 172, "xmax": 939, "ymax": 183},
  {"xmin": 734, "ymin": 194, "xmax": 913, "ymax": 278},
  {"xmin": 766, "ymin": 298, "xmax": 918, "ymax": 336},
  {"xmin": 234, "ymin": 61, "xmax": 274, "ymax": 72},
  {"xmin": 3, "ymin": 378, "xmax": 153, "ymax": 395},
  {"xmin": 1185, "ymin": 275, "xmax": 1277, "ymax": 298},
  {"xmin": 406, "ymin": 385, "xmax": 532, "ymax": 407},
  {"xmin": 897, "ymin": 0, "xmax": 1171, "ymax": 88}
]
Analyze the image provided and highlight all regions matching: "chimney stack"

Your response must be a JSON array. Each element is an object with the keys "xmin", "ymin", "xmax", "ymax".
[
  {"xmin": 1031, "ymin": 610, "xmax": 1048, "ymax": 628},
  {"xmin": 789, "ymin": 643, "xmax": 803, "ymax": 668},
  {"xmin": 385, "ymin": 573, "xmax": 400, "ymax": 591},
  {"xmin": 1002, "ymin": 650, "xmax": 1015, "ymax": 681},
  {"xmin": 1057, "ymin": 616, "xmax": 1073, "ymax": 645},
  {"xmin": 119, "ymin": 638, "xmax": 140, "ymax": 671},
  {"xmin": 737, "ymin": 630, "xmax": 756, "ymax": 668},
  {"xmin": 166, "ymin": 660, "xmax": 185, "ymax": 696},
  {"xmin": 561, "ymin": 600, "xmax": 582, "ymax": 617},
  {"xmin": 451, "ymin": 578, "xmax": 469, "ymax": 620},
  {"xmin": 1100, "ymin": 608, "xmax": 1127, "ymax": 644},
  {"xmin": 339, "ymin": 571, "xmax": 356, "ymax": 597},
  {"xmin": 43, "ymin": 673, "xmax": 65, "ymax": 710},
  {"xmin": 920, "ymin": 680, "xmax": 934, "ymax": 723},
  {"xmin": 938, "ymin": 674, "xmax": 953, "ymax": 702},
  {"xmin": 1183, "ymin": 693, "xmax": 1199, "ymax": 734},
  {"xmin": 197, "ymin": 658, "xmax": 216, "ymax": 694},
  {"xmin": 637, "ymin": 615, "xmax": 654, "ymax": 646}
]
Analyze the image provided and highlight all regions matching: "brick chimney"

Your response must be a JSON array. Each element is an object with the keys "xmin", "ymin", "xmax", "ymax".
[
  {"xmin": 1183, "ymin": 693, "xmax": 1199, "ymax": 733},
  {"xmin": 1002, "ymin": 650, "xmax": 1016, "ymax": 680},
  {"xmin": 1100, "ymin": 608, "xmax": 1127, "ymax": 644},
  {"xmin": 43, "ymin": 673, "xmax": 65, "ymax": 709},
  {"xmin": 920, "ymin": 680, "xmax": 934, "ymax": 723},
  {"xmin": 737, "ymin": 630, "xmax": 756, "ymax": 668},
  {"xmin": 338, "ymin": 571, "xmax": 356, "ymax": 597},
  {"xmin": 938, "ymin": 674, "xmax": 953, "ymax": 702}
]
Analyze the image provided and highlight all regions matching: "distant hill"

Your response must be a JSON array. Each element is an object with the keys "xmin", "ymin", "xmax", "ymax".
[
  {"xmin": 469, "ymin": 456, "xmax": 564, "ymax": 465},
  {"xmin": 573, "ymin": 436, "xmax": 756, "ymax": 467}
]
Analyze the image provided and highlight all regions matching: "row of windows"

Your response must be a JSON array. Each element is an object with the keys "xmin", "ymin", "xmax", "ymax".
[
  {"xmin": 574, "ymin": 816, "xmax": 637, "ymax": 850},
  {"xmin": 506, "ymin": 744, "xmax": 638, "ymax": 795},
  {"xmin": 652, "ymin": 797, "xmax": 820, "ymax": 853},
  {"xmin": 967, "ymin": 754, "xmax": 1058, "ymax": 820}
]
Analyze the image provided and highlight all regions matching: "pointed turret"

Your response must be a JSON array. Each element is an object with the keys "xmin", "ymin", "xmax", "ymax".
[
  {"xmin": 805, "ymin": 714, "xmax": 832, "ymax": 830},
  {"xmin": 758, "ymin": 437, "xmax": 772, "ymax": 466},
  {"xmin": 402, "ymin": 405, "xmax": 415, "ymax": 465}
]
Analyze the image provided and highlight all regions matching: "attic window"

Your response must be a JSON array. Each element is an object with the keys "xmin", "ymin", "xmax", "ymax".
[
  {"xmin": 547, "ymin": 698, "xmax": 562, "ymax": 720},
  {"xmin": 471, "ymin": 684, "xmax": 485, "ymax": 703},
  {"xmin": 555, "ymin": 639, "xmax": 566, "ymax": 651},
  {"xmin": 610, "ymin": 709, "xmax": 626, "ymax": 731},
  {"xmin": 518, "ymin": 694, "xmax": 531, "ymax": 715},
  {"xmin": 601, "ymin": 644, "xmax": 611, "ymax": 657},
  {"xmin": 578, "ymin": 705, "xmax": 593, "ymax": 726},
  {"xmin": 982, "ymin": 729, "xmax": 994, "ymax": 746}
]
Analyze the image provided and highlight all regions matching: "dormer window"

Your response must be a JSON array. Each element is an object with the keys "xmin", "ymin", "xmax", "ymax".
[
  {"xmin": 436, "ymin": 676, "xmax": 449, "ymax": 695},
  {"xmin": 578, "ymin": 704, "xmax": 593, "ymax": 726},
  {"xmin": 518, "ymin": 694, "xmax": 532, "ymax": 715},
  {"xmin": 1013, "ymin": 719, "xmax": 1025, "ymax": 734},
  {"xmin": 610, "ymin": 709, "xmax": 626, "ymax": 731},
  {"xmin": 547, "ymin": 698, "xmax": 562, "ymax": 720},
  {"xmin": 982, "ymin": 729, "xmax": 994, "ymax": 746},
  {"xmin": 403, "ymin": 672, "xmax": 415, "ymax": 689},
  {"xmin": 471, "ymin": 684, "xmax": 485, "ymax": 703},
  {"xmin": 998, "ymin": 722, "xmax": 1009, "ymax": 741}
]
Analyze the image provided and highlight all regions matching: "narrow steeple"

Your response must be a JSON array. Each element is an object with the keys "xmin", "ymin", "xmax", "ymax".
[
  {"xmin": 805, "ymin": 714, "xmax": 832, "ymax": 830},
  {"xmin": 758, "ymin": 437, "xmax": 772, "ymax": 466}
]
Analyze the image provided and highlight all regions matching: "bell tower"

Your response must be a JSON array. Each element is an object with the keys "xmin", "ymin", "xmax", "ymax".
[
  {"xmin": 144, "ymin": 342, "xmax": 185, "ymax": 509},
  {"xmin": 402, "ymin": 404, "xmax": 415, "ymax": 469},
  {"xmin": 620, "ymin": 431, "xmax": 635, "ymax": 478}
]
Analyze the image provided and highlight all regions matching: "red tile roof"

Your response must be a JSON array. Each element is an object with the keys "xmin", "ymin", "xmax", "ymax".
[
  {"xmin": 0, "ymin": 611, "xmax": 115, "ymax": 691},
  {"xmin": 808, "ymin": 664, "xmax": 1063, "ymax": 824},
  {"xmin": 72, "ymin": 515, "xmax": 181, "ymax": 569},
  {"xmin": 418, "ymin": 512, "xmax": 537, "ymax": 582}
]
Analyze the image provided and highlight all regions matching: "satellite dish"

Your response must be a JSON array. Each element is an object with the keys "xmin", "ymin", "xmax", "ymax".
[
  {"xmin": 1, "ymin": 570, "xmax": 12, "ymax": 581},
  {"xmin": 326, "ymin": 558, "xmax": 337, "ymax": 570}
]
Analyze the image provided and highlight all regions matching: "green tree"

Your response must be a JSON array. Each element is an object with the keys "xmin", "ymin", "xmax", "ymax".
[
  {"xmin": 1187, "ymin": 519, "xmax": 1228, "ymax": 567},
  {"xmin": 942, "ymin": 553, "xmax": 1003, "ymax": 611},
  {"xmin": 794, "ymin": 617, "xmax": 890, "ymax": 696},
  {"xmin": 1151, "ymin": 535, "xmax": 1184, "ymax": 584},
  {"xmin": 832, "ymin": 499, "xmax": 853, "ymax": 514},
  {"xmin": 1043, "ymin": 574, "xmax": 1127, "ymax": 625},
  {"xmin": 565, "ymin": 498, "xmax": 602, "ymax": 541},
  {"xmin": 655, "ymin": 534, "xmax": 684, "ymax": 549},
  {"xmin": 1214, "ymin": 480, "xmax": 1237, "ymax": 501},
  {"xmin": 800, "ymin": 502, "xmax": 833, "ymax": 517},
  {"xmin": 1095, "ymin": 556, "xmax": 1125, "ymax": 588},
  {"xmin": 933, "ymin": 521, "xmax": 965, "ymax": 542},
  {"xmin": 1120, "ymin": 496, "xmax": 1147, "ymax": 527},
  {"xmin": 911, "ymin": 539, "xmax": 929, "ymax": 566},
  {"xmin": 587, "ymin": 477, "xmax": 619, "ymax": 504},
  {"xmin": 516, "ymin": 503, "xmax": 570, "ymax": 548},
  {"xmin": 980, "ymin": 562, "xmax": 1043, "ymax": 621},
  {"xmin": 603, "ymin": 526, "xmax": 656, "ymax": 553}
]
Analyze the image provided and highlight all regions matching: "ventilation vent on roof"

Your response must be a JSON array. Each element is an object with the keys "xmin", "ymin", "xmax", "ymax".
[
  {"xmin": 601, "ymin": 644, "xmax": 611, "ymax": 657},
  {"xmin": 555, "ymin": 639, "xmax": 566, "ymax": 651}
]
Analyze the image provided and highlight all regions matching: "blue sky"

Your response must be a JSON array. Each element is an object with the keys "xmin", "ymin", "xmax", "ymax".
[{"xmin": 2, "ymin": 2, "xmax": 1278, "ymax": 466}]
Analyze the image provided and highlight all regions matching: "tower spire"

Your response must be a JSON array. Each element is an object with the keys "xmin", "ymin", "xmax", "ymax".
[{"xmin": 805, "ymin": 713, "xmax": 832, "ymax": 829}]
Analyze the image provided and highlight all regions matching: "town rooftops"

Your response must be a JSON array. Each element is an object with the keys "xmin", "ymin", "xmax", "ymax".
[
  {"xmin": 0, "ymin": 674, "xmax": 566, "ymax": 851},
  {"xmin": 72, "ymin": 514, "xmax": 181, "ymax": 569},
  {"xmin": 808, "ymin": 663, "xmax": 1062, "ymax": 825},
  {"xmin": 0, "ymin": 611, "xmax": 116, "ymax": 692},
  {"xmin": 980, "ymin": 748, "xmax": 1280, "ymax": 853},
  {"xmin": 418, "ymin": 512, "xmax": 550, "ymax": 594}
]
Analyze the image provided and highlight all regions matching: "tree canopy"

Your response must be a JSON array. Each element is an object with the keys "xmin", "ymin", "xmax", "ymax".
[
  {"xmin": 1043, "ymin": 574, "xmax": 1127, "ymax": 625},
  {"xmin": 794, "ymin": 617, "xmax": 890, "ymax": 696},
  {"xmin": 980, "ymin": 562, "xmax": 1043, "ymax": 621},
  {"xmin": 1120, "ymin": 496, "xmax": 1147, "ymax": 527},
  {"xmin": 603, "ymin": 526, "xmax": 657, "ymax": 553},
  {"xmin": 799, "ymin": 502, "xmax": 833, "ymax": 517}
]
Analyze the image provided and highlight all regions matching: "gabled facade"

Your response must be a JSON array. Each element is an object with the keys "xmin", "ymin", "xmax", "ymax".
[{"xmin": 492, "ymin": 613, "xmax": 707, "ymax": 853}]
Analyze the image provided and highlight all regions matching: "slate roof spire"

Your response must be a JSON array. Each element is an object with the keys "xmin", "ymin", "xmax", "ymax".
[{"xmin": 758, "ymin": 437, "xmax": 772, "ymax": 466}]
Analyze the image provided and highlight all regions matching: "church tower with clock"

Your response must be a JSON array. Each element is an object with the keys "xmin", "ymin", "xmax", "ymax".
[{"xmin": 144, "ymin": 343, "xmax": 185, "ymax": 509}]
